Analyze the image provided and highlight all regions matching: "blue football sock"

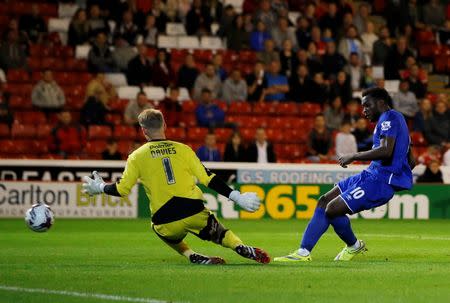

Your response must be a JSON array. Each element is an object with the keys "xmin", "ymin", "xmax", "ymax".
[
  {"xmin": 329, "ymin": 215, "xmax": 357, "ymax": 246},
  {"xmin": 300, "ymin": 207, "xmax": 330, "ymax": 252}
]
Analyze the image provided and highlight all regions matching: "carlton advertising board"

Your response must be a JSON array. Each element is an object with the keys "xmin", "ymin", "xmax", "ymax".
[{"xmin": 0, "ymin": 181, "xmax": 138, "ymax": 218}]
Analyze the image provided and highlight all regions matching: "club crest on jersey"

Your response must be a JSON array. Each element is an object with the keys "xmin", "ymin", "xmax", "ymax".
[{"xmin": 381, "ymin": 121, "xmax": 391, "ymax": 131}]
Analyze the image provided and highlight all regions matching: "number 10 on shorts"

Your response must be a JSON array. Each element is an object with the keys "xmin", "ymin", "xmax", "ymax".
[{"xmin": 350, "ymin": 187, "xmax": 365, "ymax": 199}]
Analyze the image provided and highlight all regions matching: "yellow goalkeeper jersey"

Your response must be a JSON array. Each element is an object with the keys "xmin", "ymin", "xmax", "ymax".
[{"xmin": 116, "ymin": 139, "xmax": 215, "ymax": 224}]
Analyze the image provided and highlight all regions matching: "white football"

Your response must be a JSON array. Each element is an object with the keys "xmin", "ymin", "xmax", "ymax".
[{"xmin": 25, "ymin": 203, "xmax": 55, "ymax": 232}]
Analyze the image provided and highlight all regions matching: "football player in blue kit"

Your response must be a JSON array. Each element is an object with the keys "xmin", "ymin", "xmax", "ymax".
[{"xmin": 275, "ymin": 87, "xmax": 416, "ymax": 262}]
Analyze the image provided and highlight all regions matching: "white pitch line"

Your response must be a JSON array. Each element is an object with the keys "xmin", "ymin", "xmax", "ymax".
[
  {"xmin": 0, "ymin": 285, "xmax": 180, "ymax": 303},
  {"xmin": 270, "ymin": 232, "xmax": 450, "ymax": 241}
]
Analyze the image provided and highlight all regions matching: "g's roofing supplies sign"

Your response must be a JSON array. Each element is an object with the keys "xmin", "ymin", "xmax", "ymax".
[{"xmin": 0, "ymin": 182, "xmax": 137, "ymax": 218}]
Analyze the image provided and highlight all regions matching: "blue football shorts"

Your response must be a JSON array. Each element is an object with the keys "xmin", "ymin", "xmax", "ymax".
[{"xmin": 336, "ymin": 170, "xmax": 395, "ymax": 214}]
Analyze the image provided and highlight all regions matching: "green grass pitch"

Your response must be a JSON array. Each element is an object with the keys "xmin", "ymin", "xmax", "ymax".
[{"xmin": 1, "ymin": 219, "xmax": 450, "ymax": 303}]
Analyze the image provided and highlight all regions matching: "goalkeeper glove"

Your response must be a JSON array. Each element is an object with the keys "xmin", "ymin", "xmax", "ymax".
[
  {"xmin": 82, "ymin": 171, "xmax": 106, "ymax": 195},
  {"xmin": 229, "ymin": 190, "xmax": 261, "ymax": 212}
]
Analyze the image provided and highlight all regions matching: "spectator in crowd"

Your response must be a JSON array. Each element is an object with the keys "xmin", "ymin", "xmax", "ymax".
[
  {"xmin": 352, "ymin": 117, "xmax": 372, "ymax": 152},
  {"xmin": 177, "ymin": 54, "xmax": 199, "ymax": 92},
  {"xmin": 322, "ymin": 41, "xmax": 347, "ymax": 79},
  {"xmin": 335, "ymin": 120, "xmax": 358, "ymax": 157},
  {"xmin": 384, "ymin": 36, "xmax": 414, "ymax": 80},
  {"xmin": 86, "ymin": 73, "xmax": 117, "ymax": 106},
  {"xmin": 114, "ymin": 10, "xmax": 139, "ymax": 45},
  {"xmin": 424, "ymin": 101, "xmax": 450, "ymax": 146},
  {"xmin": 102, "ymin": 140, "xmax": 122, "ymax": 160},
  {"xmin": 393, "ymin": 80, "xmax": 418, "ymax": 119},
  {"xmin": 0, "ymin": 80, "xmax": 11, "ymax": 107},
  {"xmin": 124, "ymin": 92, "xmax": 153, "ymax": 126},
  {"xmin": 360, "ymin": 65, "xmax": 376, "ymax": 89},
  {"xmin": 0, "ymin": 101, "xmax": 13, "ymax": 128},
  {"xmin": 246, "ymin": 61, "xmax": 267, "ymax": 102},
  {"xmin": 407, "ymin": 64, "xmax": 427, "ymax": 99},
  {"xmin": 361, "ymin": 21, "xmax": 377, "ymax": 63},
  {"xmin": 258, "ymin": 39, "xmax": 280, "ymax": 66},
  {"xmin": 80, "ymin": 88, "xmax": 108, "ymax": 125},
  {"xmin": 150, "ymin": 0, "xmax": 169, "ymax": 33},
  {"xmin": 372, "ymin": 25, "xmax": 391, "ymax": 66},
  {"xmin": 417, "ymin": 145, "xmax": 442, "ymax": 165},
  {"xmin": 196, "ymin": 132, "xmax": 221, "ymax": 162},
  {"xmin": 296, "ymin": 17, "xmax": 311, "ymax": 50},
  {"xmin": 226, "ymin": 14, "xmax": 249, "ymax": 51},
  {"xmin": 222, "ymin": 69, "xmax": 247, "ymax": 103},
  {"xmin": 271, "ymin": 17, "xmax": 298, "ymax": 50},
  {"xmin": 18, "ymin": 4, "xmax": 47, "ymax": 44},
  {"xmin": 224, "ymin": 132, "xmax": 246, "ymax": 162},
  {"xmin": 48, "ymin": 111, "xmax": 86, "ymax": 157},
  {"xmin": 422, "ymin": 0, "xmax": 446, "ymax": 29},
  {"xmin": 195, "ymin": 88, "xmax": 225, "ymax": 128},
  {"xmin": 193, "ymin": 63, "xmax": 222, "ymax": 100},
  {"xmin": 330, "ymin": 71, "xmax": 352, "ymax": 104},
  {"xmin": 353, "ymin": 3, "xmax": 370, "ymax": 35},
  {"xmin": 444, "ymin": 146, "xmax": 450, "ymax": 166},
  {"xmin": 338, "ymin": 25, "xmax": 363, "ymax": 61},
  {"xmin": 343, "ymin": 98, "xmax": 361, "ymax": 128},
  {"xmin": 306, "ymin": 114, "xmax": 332, "ymax": 162},
  {"xmin": 68, "ymin": 9, "xmax": 90, "ymax": 47},
  {"xmin": 280, "ymin": 39, "xmax": 298, "ymax": 78},
  {"xmin": 309, "ymin": 72, "xmax": 329, "ymax": 104},
  {"xmin": 254, "ymin": 0, "xmax": 277, "ymax": 31},
  {"xmin": 185, "ymin": 0, "xmax": 212, "ymax": 35},
  {"xmin": 324, "ymin": 96, "xmax": 345, "ymax": 131},
  {"xmin": 304, "ymin": 3, "xmax": 318, "ymax": 27},
  {"xmin": 247, "ymin": 127, "xmax": 276, "ymax": 163},
  {"xmin": 31, "ymin": 70, "xmax": 66, "ymax": 113},
  {"xmin": 413, "ymin": 98, "xmax": 433, "ymax": 132},
  {"xmin": 139, "ymin": 14, "xmax": 158, "ymax": 47},
  {"xmin": 306, "ymin": 42, "xmax": 324, "ymax": 73},
  {"xmin": 262, "ymin": 60, "xmax": 289, "ymax": 102},
  {"xmin": 127, "ymin": 44, "xmax": 152, "ymax": 86},
  {"xmin": 151, "ymin": 49, "xmax": 174, "ymax": 88},
  {"xmin": 112, "ymin": 37, "xmax": 137, "ymax": 72},
  {"xmin": 159, "ymin": 87, "xmax": 184, "ymax": 127},
  {"xmin": 438, "ymin": 19, "xmax": 450, "ymax": 45},
  {"xmin": 87, "ymin": 4, "xmax": 109, "ymax": 38},
  {"xmin": 289, "ymin": 64, "xmax": 313, "ymax": 103},
  {"xmin": 416, "ymin": 160, "xmax": 443, "ymax": 183},
  {"xmin": 344, "ymin": 52, "xmax": 363, "ymax": 91},
  {"xmin": 271, "ymin": 0, "xmax": 289, "ymax": 17},
  {"xmin": 310, "ymin": 26, "xmax": 326, "ymax": 56},
  {"xmin": 88, "ymin": 32, "xmax": 116, "ymax": 73},
  {"xmin": 217, "ymin": 4, "xmax": 234, "ymax": 37},
  {"xmin": 296, "ymin": 48, "xmax": 322, "ymax": 76},
  {"xmin": 250, "ymin": 21, "xmax": 271, "ymax": 52},
  {"xmin": 319, "ymin": 2, "xmax": 340, "ymax": 39},
  {"xmin": 0, "ymin": 30, "xmax": 27, "ymax": 71},
  {"xmin": 212, "ymin": 53, "xmax": 227, "ymax": 81},
  {"xmin": 0, "ymin": 69, "xmax": 5, "ymax": 83}
]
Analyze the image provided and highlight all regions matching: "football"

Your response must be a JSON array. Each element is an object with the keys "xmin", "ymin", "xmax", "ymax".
[{"xmin": 25, "ymin": 203, "xmax": 55, "ymax": 232}]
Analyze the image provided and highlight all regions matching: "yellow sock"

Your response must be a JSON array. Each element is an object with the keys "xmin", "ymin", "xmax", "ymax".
[{"xmin": 222, "ymin": 230, "xmax": 243, "ymax": 249}]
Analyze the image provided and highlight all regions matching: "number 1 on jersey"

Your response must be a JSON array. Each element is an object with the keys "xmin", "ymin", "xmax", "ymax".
[{"xmin": 162, "ymin": 158, "xmax": 176, "ymax": 184}]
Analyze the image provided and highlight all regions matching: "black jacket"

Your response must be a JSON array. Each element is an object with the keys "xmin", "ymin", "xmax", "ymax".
[
  {"xmin": 246, "ymin": 142, "xmax": 276, "ymax": 163},
  {"xmin": 223, "ymin": 143, "xmax": 247, "ymax": 162}
]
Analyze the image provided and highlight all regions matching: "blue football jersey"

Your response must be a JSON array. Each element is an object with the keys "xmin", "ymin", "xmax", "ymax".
[{"xmin": 366, "ymin": 110, "xmax": 413, "ymax": 190}]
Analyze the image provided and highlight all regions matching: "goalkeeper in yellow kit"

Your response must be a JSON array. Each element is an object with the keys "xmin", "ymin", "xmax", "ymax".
[{"xmin": 82, "ymin": 109, "xmax": 270, "ymax": 265}]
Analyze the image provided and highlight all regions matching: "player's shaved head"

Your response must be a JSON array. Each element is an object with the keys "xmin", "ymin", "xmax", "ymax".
[{"xmin": 138, "ymin": 109, "xmax": 164, "ymax": 131}]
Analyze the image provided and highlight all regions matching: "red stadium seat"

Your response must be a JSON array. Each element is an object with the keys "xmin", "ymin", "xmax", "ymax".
[
  {"xmin": 117, "ymin": 140, "xmax": 132, "ymax": 156},
  {"xmin": 248, "ymin": 116, "xmax": 268, "ymax": 128},
  {"xmin": 0, "ymin": 140, "xmax": 29, "ymax": 154},
  {"xmin": 214, "ymin": 128, "xmax": 233, "ymax": 143},
  {"xmin": 193, "ymin": 49, "xmax": 213, "ymax": 63},
  {"xmin": 11, "ymin": 124, "xmax": 36, "ymax": 138},
  {"xmin": 88, "ymin": 125, "xmax": 112, "ymax": 139},
  {"xmin": 410, "ymin": 131, "xmax": 427, "ymax": 147},
  {"xmin": 0, "ymin": 124, "xmax": 10, "ymax": 138},
  {"xmin": 181, "ymin": 113, "xmax": 197, "ymax": 127},
  {"xmin": 64, "ymin": 85, "xmax": 85, "ymax": 98},
  {"xmin": 105, "ymin": 113, "xmax": 123, "ymax": 125},
  {"xmin": 65, "ymin": 97, "xmax": 84, "ymax": 110},
  {"xmin": 275, "ymin": 102, "xmax": 299, "ymax": 115},
  {"xmin": 227, "ymin": 102, "xmax": 252, "ymax": 115},
  {"xmin": 114, "ymin": 125, "xmax": 137, "ymax": 140},
  {"xmin": 215, "ymin": 100, "xmax": 228, "ymax": 112},
  {"xmin": 41, "ymin": 57, "xmax": 64, "ymax": 71},
  {"xmin": 240, "ymin": 128, "xmax": 256, "ymax": 142},
  {"xmin": 187, "ymin": 127, "xmax": 209, "ymax": 142},
  {"xmin": 166, "ymin": 127, "xmax": 186, "ymax": 141},
  {"xmin": 271, "ymin": 117, "xmax": 292, "ymax": 129},
  {"xmin": 85, "ymin": 140, "xmax": 108, "ymax": 154},
  {"xmin": 9, "ymin": 96, "xmax": 32, "ymax": 110},
  {"xmin": 238, "ymin": 50, "xmax": 257, "ymax": 63},
  {"xmin": 7, "ymin": 69, "xmax": 30, "ymax": 83},
  {"xmin": 171, "ymin": 49, "xmax": 188, "ymax": 63},
  {"xmin": 266, "ymin": 128, "xmax": 284, "ymax": 143},
  {"xmin": 36, "ymin": 124, "xmax": 53, "ymax": 139},
  {"xmin": 31, "ymin": 140, "xmax": 49, "ymax": 154},
  {"xmin": 182, "ymin": 100, "xmax": 197, "ymax": 113},
  {"xmin": 15, "ymin": 111, "xmax": 47, "ymax": 124},
  {"xmin": 6, "ymin": 84, "xmax": 33, "ymax": 97},
  {"xmin": 298, "ymin": 103, "xmax": 322, "ymax": 117},
  {"xmin": 109, "ymin": 99, "xmax": 129, "ymax": 113},
  {"xmin": 54, "ymin": 72, "xmax": 76, "ymax": 85},
  {"xmin": 252, "ymin": 102, "xmax": 277, "ymax": 115},
  {"xmin": 77, "ymin": 72, "xmax": 93, "ymax": 85},
  {"xmin": 285, "ymin": 129, "xmax": 309, "ymax": 143}
]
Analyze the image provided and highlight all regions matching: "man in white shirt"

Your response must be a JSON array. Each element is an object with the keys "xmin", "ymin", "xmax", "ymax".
[
  {"xmin": 247, "ymin": 128, "xmax": 276, "ymax": 163},
  {"xmin": 31, "ymin": 69, "xmax": 66, "ymax": 113}
]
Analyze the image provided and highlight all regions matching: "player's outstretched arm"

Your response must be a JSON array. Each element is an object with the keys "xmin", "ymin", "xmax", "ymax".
[
  {"xmin": 338, "ymin": 136, "xmax": 395, "ymax": 168},
  {"xmin": 82, "ymin": 171, "xmax": 122, "ymax": 197}
]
